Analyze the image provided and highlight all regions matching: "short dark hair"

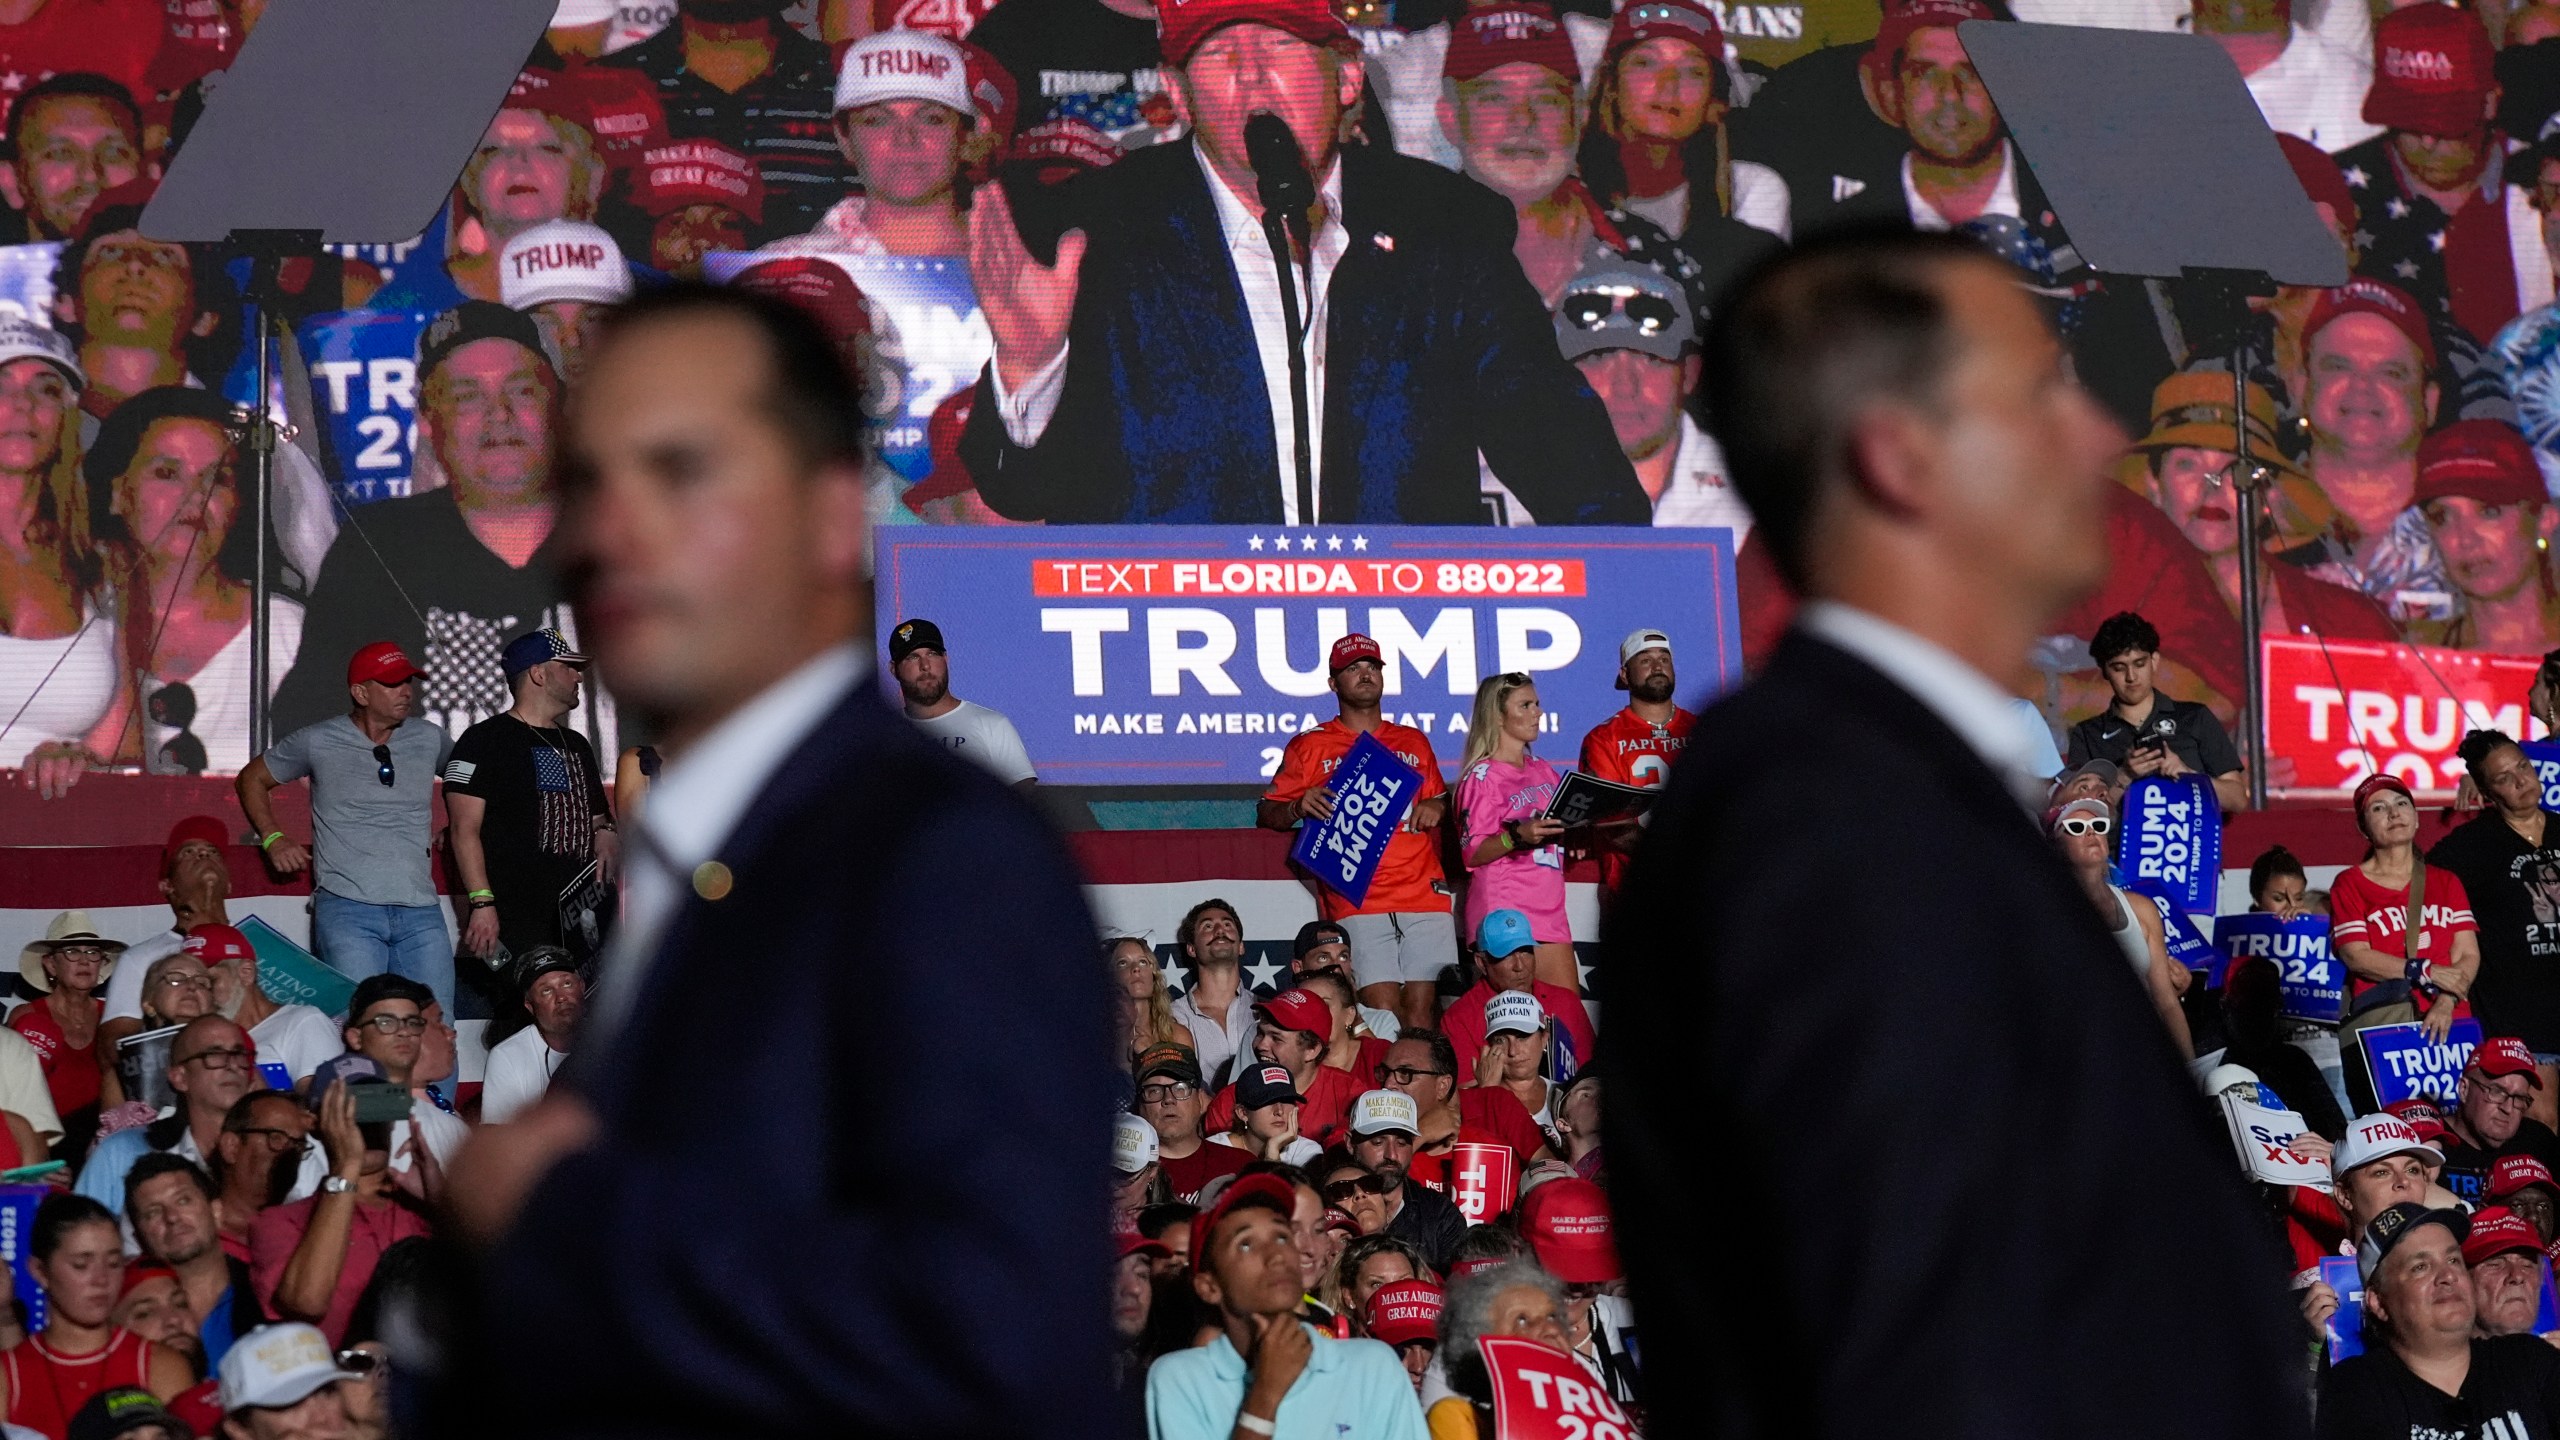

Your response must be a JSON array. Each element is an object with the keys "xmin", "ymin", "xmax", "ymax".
[
  {"xmin": 30, "ymin": 1193, "xmax": 114, "ymax": 1262},
  {"xmin": 2459, "ymin": 728, "xmax": 2523, "ymax": 777},
  {"xmin": 1702, "ymin": 228, "xmax": 1993, "ymax": 590},
  {"xmin": 5, "ymin": 72, "xmax": 140, "ymax": 158},
  {"xmin": 595, "ymin": 282, "xmax": 868, "ymax": 471},
  {"xmin": 51, "ymin": 203, "xmax": 241, "ymax": 378},
  {"xmin": 123, "ymin": 1151, "xmax": 214, "ymax": 1225},
  {"xmin": 2247, "ymin": 845, "xmax": 2305, "ymax": 905},
  {"xmin": 2089, "ymin": 611, "xmax": 2161, "ymax": 666},
  {"xmin": 1178, "ymin": 898, "xmax": 1242, "ymax": 957},
  {"xmin": 346, "ymin": 974, "xmax": 434, "ymax": 1026},
  {"xmin": 1388, "ymin": 1026, "xmax": 1459, "ymax": 1086},
  {"xmin": 1135, "ymin": 1201, "xmax": 1197, "ymax": 1244},
  {"xmin": 213, "ymin": 1088, "xmax": 295, "ymax": 1184}
]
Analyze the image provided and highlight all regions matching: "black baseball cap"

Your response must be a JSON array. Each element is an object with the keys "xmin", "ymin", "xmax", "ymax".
[
  {"xmin": 2358, "ymin": 1201, "xmax": 2472, "ymax": 1284},
  {"xmin": 514, "ymin": 945, "xmax": 581, "ymax": 999},
  {"xmin": 345, "ymin": 973, "xmax": 434, "ymax": 1024},
  {"xmin": 67, "ymin": 1387, "xmax": 185, "ymax": 1440},
  {"xmin": 417, "ymin": 300, "xmax": 552, "ymax": 382},
  {"xmin": 1235, "ymin": 1061, "xmax": 1304, "ymax": 1109},
  {"xmin": 1292, "ymin": 920, "xmax": 1348, "ymax": 960},
  {"xmin": 889, "ymin": 618, "xmax": 946, "ymax": 665}
]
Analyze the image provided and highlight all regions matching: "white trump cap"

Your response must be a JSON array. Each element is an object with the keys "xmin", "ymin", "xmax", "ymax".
[
  {"xmin": 1350, "ymin": 1089, "xmax": 1420, "ymax": 1137},
  {"xmin": 1113, "ymin": 1112, "xmax": 1158, "ymax": 1173},
  {"xmin": 1486, "ymin": 990, "xmax": 1546, "ymax": 1038},
  {"xmin": 499, "ymin": 220, "xmax": 632, "ymax": 311},
  {"xmin": 220, "ymin": 1323, "xmax": 367, "ymax": 1413},
  {"xmin": 2334, "ymin": 1113, "xmax": 2443, "ymax": 1178},
  {"xmin": 834, "ymin": 28, "xmax": 972, "ymax": 115}
]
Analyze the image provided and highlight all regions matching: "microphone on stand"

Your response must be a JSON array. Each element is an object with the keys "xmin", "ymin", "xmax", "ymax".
[{"xmin": 1243, "ymin": 111, "xmax": 1319, "ymax": 526}]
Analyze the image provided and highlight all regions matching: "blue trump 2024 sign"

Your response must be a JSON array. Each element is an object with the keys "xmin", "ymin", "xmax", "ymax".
[
  {"xmin": 2121, "ymin": 775, "xmax": 2220, "ymax": 917},
  {"xmin": 874, "ymin": 527, "xmax": 1743, "ymax": 785},
  {"xmin": 1287, "ymin": 731, "xmax": 1422, "ymax": 909},
  {"xmin": 2357, "ymin": 1017, "xmax": 2485, "ymax": 1106},
  {"xmin": 2215, "ymin": 913, "xmax": 2343, "ymax": 1022}
]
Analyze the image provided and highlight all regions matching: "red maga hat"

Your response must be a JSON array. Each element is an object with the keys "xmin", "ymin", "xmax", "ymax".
[
  {"xmin": 1157, "ymin": 0, "xmax": 1357, "ymax": 68},
  {"xmin": 2366, "ymin": 4, "xmax": 2496, "ymax": 139},
  {"xmin": 1364, "ymin": 1278, "xmax": 1445, "ymax": 1346},
  {"xmin": 2415, "ymin": 420, "xmax": 2543, "ymax": 510},
  {"xmin": 2304, "ymin": 277, "xmax": 2438, "ymax": 371},
  {"xmin": 1446, "ymin": 4, "xmax": 1579, "ymax": 85},
  {"xmin": 1518, "ymin": 1176, "xmax": 1622, "ymax": 1283},
  {"xmin": 346, "ymin": 640, "xmax": 424, "ymax": 687},
  {"xmin": 1255, "ymin": 986, "xmax": 1334, "ymax": 1043}
]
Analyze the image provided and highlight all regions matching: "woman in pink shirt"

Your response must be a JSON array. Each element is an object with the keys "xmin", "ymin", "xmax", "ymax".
[{"xmin": 1457, "ymin": 672, "xmax": 1576, "ymax": 991}]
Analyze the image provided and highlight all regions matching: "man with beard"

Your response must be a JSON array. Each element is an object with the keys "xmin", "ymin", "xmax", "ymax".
[
  {"xmin": 102, "ymin": 819, "xmax": 242, "ymax": 1106},
  {"xmin": 604, "ymin": 0, "xmax": 852, "ymax": 241},
  {"xmin": 211, "ymin": 1092, "xmax": 313, "ymax": 1257},
  {"xmin": 1579, "ymin": 630, "xmax": 1695, "ymax": 895},
  {"xmin": 445, "ymin": 628, "xmax": 619, "ymax": 966},
  {"xmin": 49, "ymin": 188, "xmax": 236, "ymax": 423},
  {"xmin": 1345, "ymin": 1091, "xmax": 1466, "ymax": 1271},
  {"xmin": 0, "ymin": 74, "xmax": 143, "ymax": 245},
  {"xmin": 1805, "ymin": 0, "xmax": 2054, "ymax": 237},
  {"xmin": 2332, "ymin": 4, "xmax": 2502, "ymax": 317},
  {"xmin": 125, "ymin": 1155, "xmax": 264, "ymax": 1369},
  {"xmin": 273, "ymin": 305, "xmax": 574, "ymax": 736},
  {"xmin": 2411, "ymin": 420, "xmax": 2560, "ymax": 651},
  {"xmin": 888, "ymin": 618, "xmax": 1034, "ymax": 787},
  {"xmin": 190, "ymin": 926, "xmax": 342, "ymax": 1096}
]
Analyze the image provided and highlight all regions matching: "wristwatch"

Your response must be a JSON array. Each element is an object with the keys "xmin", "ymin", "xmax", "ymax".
[{"xmin": 322, "ymin": 1176, "xmax": 356, "ymax": 1195}]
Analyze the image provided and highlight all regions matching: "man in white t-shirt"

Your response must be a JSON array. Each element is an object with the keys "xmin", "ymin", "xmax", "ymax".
[
  {"xmin": 480, "ymin": 948, "xmax": 581, "ymax": 1124},
  {"xmin": 102, "ymin": 816, "xmax": 239, "ymax": 1099},
  {"xmin": 888, "ymin": 617, "xmax": 1036, "ymax": 787},
  {"xmin": 190, "ymin": 925, "xmax": 341, "ymax": 1091}
]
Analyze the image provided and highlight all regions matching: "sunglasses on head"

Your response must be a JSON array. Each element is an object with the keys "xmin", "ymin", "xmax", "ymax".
[
  {"xmin": 1561, "ymin": 288, "xmax": 1680, "ymax": 337},
  {"xmin": 373, "ymin": 744, "xmax": 394, "ymax": 788}
]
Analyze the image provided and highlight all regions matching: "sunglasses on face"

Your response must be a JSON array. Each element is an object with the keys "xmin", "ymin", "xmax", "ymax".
[
  {"xmin": 2056, "ymin": 816, "xmax": 2112, "ymax": 837},
  {"xmin": 1322, "ymin": 1174, "xmax": 1391, "ymax": 1202},
  {"xmin": 1560, "ymin": 287, "xmax": 1681, "ymax": 337},
  {"xmin": 373, "ymin": 744, "xmax": 394, "ymax": 787}
]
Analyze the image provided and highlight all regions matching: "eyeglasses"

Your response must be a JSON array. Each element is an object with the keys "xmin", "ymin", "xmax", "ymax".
[
  {"xmin": 2056, "ymin": 816, "xmax": 2112, "ymax": 837},
  {"xmin": 47, "ymin": 946, "xmax": 105, "ymax": 962},
  {"xmin": 177, "ymin": 1046, "xmax": 251, "ymax": 1070},
  {"xmin": 2477, "ymin": 1083, "xmax": 2537, "ymax": 1111},
  {"xmin": 359, "ymin": 1014, "xmax": 428, "ymax": 1035},
  {"xmin": 1375, "ymin": 1065, "xmax": 1450, "ymax": 1086},
  {"xmin": 154, "ymin": 974, "xmax": 213, "ymax": 992},
  {"xmin": 1322, "ymin": 1174, "xmax": 1391, "ymax": 1202},
  {"xmin": 229, "ymin": 1126, "xmax": 307, "ymax": 1152},
  {"xmin": 373, "ymin": 744, "xmax": 394, "ymax": 787},
  {"xmin": 1137, "ymin": 1082, "xmax": 1196, "ymax": 1104},
  {"xmin": 1560, "ymin": 286, "xmax": 1682, "ymax": 338}
]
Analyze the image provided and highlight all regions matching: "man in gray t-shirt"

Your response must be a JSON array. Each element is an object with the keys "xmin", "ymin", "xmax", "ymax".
[{"xmin": 237, "ymin": 640, "xmax": 458, "ymax": 1011}]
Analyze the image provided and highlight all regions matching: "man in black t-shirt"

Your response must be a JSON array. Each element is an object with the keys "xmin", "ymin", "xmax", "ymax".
[
  {"xmin": 604, "ymin": 0, "xmax": 854, "ymax": 241},
  {"xmin": 2064, "ymin": 610, "xmax": 2248, "ymax": 811},
  {"xmin": 2436, "ymin": 1038, "xmax": 2560, "ymax": 1204},
  {"xmin": 442, "ymin": 628, "xmax": 617, "ymax": 977},
  {"xmin": 2319, "ymin": 1202, "xmax": 2560, "ymax": 1439},
  {"xmin": 965, "ymin": 0, "xmax": 1166, "ymax": 142}
]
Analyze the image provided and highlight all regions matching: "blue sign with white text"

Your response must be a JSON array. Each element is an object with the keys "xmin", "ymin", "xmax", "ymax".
[
  {"xmin": 295, "ymin": 306, "xmax": 429, "ymax": 505},
  {"xmin": 1288, "ymin": 730, "xmax": 1421, "ymax": 909},
  {"xmin": 2357, "ymin": 1017, "xmax": 2486, "ymax": 1106},
  {"xmin": 2216, "ymin": 912, "xmax": 2344, "ymax": 1022},
  {"xmin": 2126, "ymin": 880, "xmax": 2218, "ymax": 979},
  {"xmin": 873, "ymin": 527, "xmax": 1743, "ymax": 785},
  {"xmin": 2121, "ymin": 775, "xmax": 2221, "ymax": 917},
  {"xmin": 2523, "ymin": 741, "xmax": 2560, "ymax": 809}
]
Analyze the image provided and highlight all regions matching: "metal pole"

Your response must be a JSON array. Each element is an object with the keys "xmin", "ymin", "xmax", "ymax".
[
  {"xmin": 2231, "ymin": 354, "xmax": 2267, "ymax": 810},
  {"xmin": 248, "ymin": 300, "xmax": 273, "ymax": 757}
]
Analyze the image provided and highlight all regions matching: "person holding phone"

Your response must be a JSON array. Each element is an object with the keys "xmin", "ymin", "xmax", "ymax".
[
  {"xmin": 2063, "ymin": 611, "xmax": 2249, "ymax": 811},
  {"xmin": 249, "ymin": 1057, "xmax": 432, "ymax": 1347},
  {"xmin": 336, "ymin": 978, "xmax": 464, "ymax": 1176}
]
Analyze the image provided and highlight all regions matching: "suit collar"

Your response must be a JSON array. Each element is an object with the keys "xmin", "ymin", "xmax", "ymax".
[{"xmin": 1764, "ymin": 629, "xmax": 2049, "ymax": 840}]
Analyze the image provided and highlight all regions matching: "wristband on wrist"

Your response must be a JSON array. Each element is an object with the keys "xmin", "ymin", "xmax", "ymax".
[
  {"xmin": 467, "ymin": 888, "xmax": 494, "ymax": 901},
  {"xmin": 258, "ymin": 831, "xmax": 284, "ymax": 850},
  {"xmin": 1235, "ymin": 1414, "xmax": 1276, "ymax": 1437}
]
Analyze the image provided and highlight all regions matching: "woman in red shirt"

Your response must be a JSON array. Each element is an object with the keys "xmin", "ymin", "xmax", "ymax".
[
  {"xmin": 8, "ymin": 924, "xmax": 113, "ymax": 1158},
  {"xmin": 0, "ymin": 1195, "xmax": 191, "ymax": 1439},
  {"xmin": 2331, "ymin": 772, "xmax": 2483, "ymax": 1048}
]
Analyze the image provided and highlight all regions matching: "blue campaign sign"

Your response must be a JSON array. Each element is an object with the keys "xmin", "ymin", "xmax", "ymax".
[
  {"xmin": 874, "ymin": 527, "xmax": 1743, "ymax": 785},
  {"xmin": 2125, "ymin": 881, "xmax": 2219, "ymax": 980},
  {"xmin": 704, "ymin": 251, "xmax": 985, "ymax": 486},
  {"xmin": 2321, "ymin": 1256, "xmax": 2365, "ymax": 1362},
  {"xmin": 2357, "ymin": 1017, "xmax": 2485, "ymax": 1106},
  {"xmin": 0, "ymin": 243, "xmax": 61, "ymax": 325},
  {"xmin": 2121, "ymin": 775, "xmax": 2220, "ymax": 916},
  {"xmin": 1287, "ymin": 730, "xmax": 1422, "ymax": 908},
  {"xmin": 295, "ymin": 307, "xmax": 430, "ymax": 505},
  {"xmin": 2216, "ymin": 913, "xmax": 2344, "ymax": 1022},
  {"xmin": 2524, "ymin": 741, "xmax": 2560, "ymax": 809}
]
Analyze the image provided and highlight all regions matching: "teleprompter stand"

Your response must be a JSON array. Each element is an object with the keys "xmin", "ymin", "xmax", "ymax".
[
  {"xmin": 1962, "ymin": 22, "xmax": 2350, "ymax": 808},
  {"xmin": 139, "ymin": 0, "xmax": 557, "ymax": 753}
]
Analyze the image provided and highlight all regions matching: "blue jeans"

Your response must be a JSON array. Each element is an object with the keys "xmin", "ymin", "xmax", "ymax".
[{"xmin": 311, "ymin": 891, "xmax": 455, "ymax": 1015}]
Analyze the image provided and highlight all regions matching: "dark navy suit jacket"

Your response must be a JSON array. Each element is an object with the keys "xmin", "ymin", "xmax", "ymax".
[
  {"xmin": 959, "ymin": 138, "xmax": 1650, "ymax": 526},
  {"xmin": 1605, "ymin": 633, "xmax": 2309, "ymax": 1439},
  {"xmin": 459, "ymin": 683, "xmax": 1117, "ymax": 1438}
]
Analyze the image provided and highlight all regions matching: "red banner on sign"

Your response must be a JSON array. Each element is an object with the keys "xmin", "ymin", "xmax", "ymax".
[
  {"xmin": 1448, "ymin": 1140, "xmax": 1517, "ymax": 1224},
  {"xmin": 1481, "ymin": 1336, "xmax": 1634, "ymax": 1440},
  {"xmin": 2262, "ymin": 638, "xmax": 2548, "ymax": 799}
]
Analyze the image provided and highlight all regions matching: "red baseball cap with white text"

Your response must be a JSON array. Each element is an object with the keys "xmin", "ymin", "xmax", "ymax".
[
  {"xmin": 2365, "ymin": 3, "xmax": 2496, "ymax": 139},
  {"xmin": 2474, "ymin": 1035, "xmax": 2545, "ymax": 1087},
  {"xmin": 1330, "ymin": 633, "xmax": 1382, "ymax": 673},
  {"xmin": 182, "ymin": 923, "xmax": 254, "ymax": 967},
  {"xmin": 1255, "ymin": 987, "xmax": 1334, "ymax": 1043},
  {"xmin": 1157, "ymin": 0, "xmax": 1357, "ymax": 68},
  {"xmin": 346, "ymin": 641, "xmax": 425, "ymax": 687},
  {"xmin": 1364, "ymin": 1278, "xmax": 1445, "ymax": 1346},
  {"xmin": 1517, "ymin": 1176, "xmax": 1622, "ymax": 1283}
]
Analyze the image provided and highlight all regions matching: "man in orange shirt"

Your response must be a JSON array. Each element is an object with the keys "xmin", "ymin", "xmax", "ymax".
[
  {"xmin": 1258, "ymin": 634, "xmax": 1454, "ymax": 1034},
  {"xmin": 1578, "ymin": 627, "xmax": 1695, "ymax": 894}
]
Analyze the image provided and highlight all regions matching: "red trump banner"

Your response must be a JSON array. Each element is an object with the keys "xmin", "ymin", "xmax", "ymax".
[
  {"xmin": 1447, "ymin": 1140, "xmax": 1518, "ymax": 1224},
  {"xmin": 2263, "ymin": 639, "xmax": 2550, "ymax": 799},
  {"xmin": 1481, "ymin": 1336, "xmax": 1636, "ymax": 1440}
]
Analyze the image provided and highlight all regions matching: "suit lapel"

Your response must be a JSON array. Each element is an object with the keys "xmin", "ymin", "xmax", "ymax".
[
  {"xmin": 1153, "ymin": 140, "xmax": 1287, "ymax": 523},
  {"xmin": 1320, "ymin": 149, "xmax": 1403, "ymax": 524}
]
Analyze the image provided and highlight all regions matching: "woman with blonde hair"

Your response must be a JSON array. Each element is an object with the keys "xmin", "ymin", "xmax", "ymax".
[
  {"xmin": 1109, "ymin": 934, "xmax": 1198, "ymax": 1069},
  {"xmin": 1456, "ymin": 672, "xmax": 1576, "ymax": 992},
  {"xmin": 1, "ymin": 331, "xmax": 127, "ymax": 796}
]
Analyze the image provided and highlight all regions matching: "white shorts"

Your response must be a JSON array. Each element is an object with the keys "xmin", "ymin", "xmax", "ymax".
[{"xmin": 1339, "ymin": 911, "xmax": 1459, "ymax": 990}]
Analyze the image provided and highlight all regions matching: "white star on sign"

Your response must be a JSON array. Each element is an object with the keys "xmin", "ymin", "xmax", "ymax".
[
  {"xmin": 1575, "ymin": 954, "xmax": 1594, "ymax": 991},
  {"xmin": 1351, "ymin": 535, "xmax": 1370, "ymax": 551},
  {"xmin": 1247, "ymin": 533, "xmax": 1265, "ymax": 551},
  {"xmin": 2394, "ymin": 259, "xmax": 2420, "ymax": 279},
  {"xmin": 1159, "ymin": 954, "xmax": 1189, "ymax": 996},
  {"xmin": 1326, "ymin": 534, "xmax": 1343, "ymax": 551},
  {"xmin": 2429, "ymin": 229, "xmax": 2446, "ymax": 252},
  {"xmin": 2386, "ymin": 197, "xmax": 2410, "ymax": 220},
  {"xmin": 1275, "ymin": 534, "xmax": 1294, "ymax": 551},
  {"xmin": 2343, "ymin": 164, "xmax": 2370, "ymax": 188},
  {"xmin": 1301, "ymin": 534, "xmax": 1318, "ymax": 550},
  {"xmin": 1244, "ymin": 957, "xmax": 1287, "ymax": 993}
]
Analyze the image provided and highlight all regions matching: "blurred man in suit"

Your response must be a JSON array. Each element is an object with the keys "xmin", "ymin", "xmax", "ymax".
[
  {"xmin": 1605, "ymin": 230, "xmax": 2308, "ymax": 1437},
  {"xmin": 959, "ymin": 0, "xmax": 1646, "ymax": 525},
  {"xmin": 445, "ymin": 284, "xmax": 1114, "ymax": 1436}
]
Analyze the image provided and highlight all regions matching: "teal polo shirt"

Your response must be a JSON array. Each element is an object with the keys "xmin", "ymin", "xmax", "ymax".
[{"xmin": 1146, "ymin": 1324, "xmax": 1429, "ymax": 1440}]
